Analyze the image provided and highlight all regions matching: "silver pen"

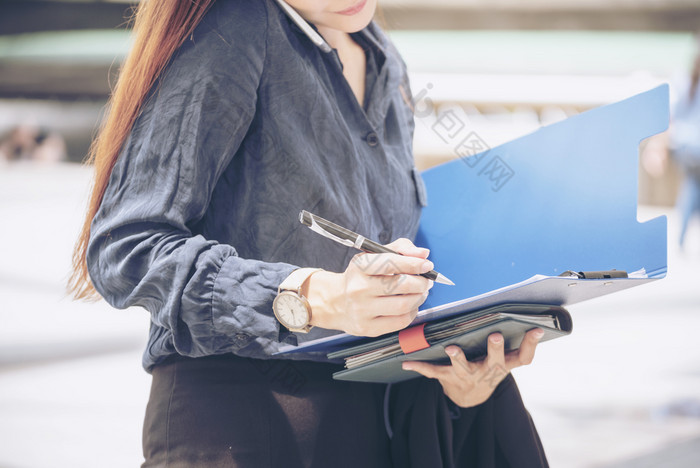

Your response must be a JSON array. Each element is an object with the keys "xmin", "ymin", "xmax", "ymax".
[{"xmin": 299, "ymin": 210, "xmax": 455, "ymax": 286}]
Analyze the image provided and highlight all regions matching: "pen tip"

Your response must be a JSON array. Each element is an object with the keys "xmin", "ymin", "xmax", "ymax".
[{"xmin": 436, "ymin": 273, "xmax": 455, "ymax": 286}]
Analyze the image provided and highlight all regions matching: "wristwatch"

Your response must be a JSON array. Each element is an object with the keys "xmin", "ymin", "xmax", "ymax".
[{"xmin": 272, "ymin": 268, "xmax": 323, "ymax": 333}]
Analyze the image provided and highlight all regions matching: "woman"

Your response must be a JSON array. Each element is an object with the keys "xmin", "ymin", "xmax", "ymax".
[
  {"xmin": 670, "ymin": 50, "xmax": 700, "ymax": 249},
  {"xmin": 69, "ymin": 0, "xmax": 547, "ymax": 466}
]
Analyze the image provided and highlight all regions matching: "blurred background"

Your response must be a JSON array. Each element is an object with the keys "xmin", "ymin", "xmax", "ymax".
[{"xmin": 1, "ymin": 0, "xmax": 700, "ymax": 466}]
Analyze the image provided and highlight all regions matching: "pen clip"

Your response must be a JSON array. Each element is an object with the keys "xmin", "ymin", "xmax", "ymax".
[{"xmin": 307, "ymin": 215, "xmax": 356, "ymax": 248}]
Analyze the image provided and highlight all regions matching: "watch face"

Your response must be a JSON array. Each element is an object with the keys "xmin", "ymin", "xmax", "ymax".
[{"xmin": 273, "ymin": 292, "xmax": 310, "ymax": 329}]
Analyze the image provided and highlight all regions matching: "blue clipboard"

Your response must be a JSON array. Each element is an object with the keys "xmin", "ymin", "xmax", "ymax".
[{"xmin": 278, "ymin": 85, "xmax": 669, "ymax": 355}]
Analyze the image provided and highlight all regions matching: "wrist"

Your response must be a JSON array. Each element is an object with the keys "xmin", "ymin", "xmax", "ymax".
[
  {"xmin": 274, "ymin": 268, "xmax": 323, "ymax": 333},
  {"xmin": 302, "ymin": 270, "xmax": 341, "ymax": 329}
]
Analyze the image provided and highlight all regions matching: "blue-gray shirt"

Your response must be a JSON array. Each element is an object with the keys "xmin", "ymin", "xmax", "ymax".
[{"xmin": 87, "ymin": 0, "xmax": 426, "ymax": 371}]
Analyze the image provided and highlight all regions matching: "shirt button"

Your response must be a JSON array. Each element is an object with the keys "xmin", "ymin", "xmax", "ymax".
[
  {"xmin": 234, "ymin": 333, "xmax": 250, "ymax": 344},
  {"xmin": 365, "ymin": 131, "xmax": 379, "ymax": 147},
  {"xmin": 379, "ymin": 231, "xmax": 391, "ymax": 244}
]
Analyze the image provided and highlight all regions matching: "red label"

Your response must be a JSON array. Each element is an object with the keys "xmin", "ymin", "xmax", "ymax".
[{"xmin": 398, "ymin": 323, "xmax": 430, "ymax": 354}]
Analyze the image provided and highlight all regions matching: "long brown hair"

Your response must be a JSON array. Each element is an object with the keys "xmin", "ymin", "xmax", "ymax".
[{"xmin": 68, "ymin": 0, "xmax": 215, "ymax": 300}]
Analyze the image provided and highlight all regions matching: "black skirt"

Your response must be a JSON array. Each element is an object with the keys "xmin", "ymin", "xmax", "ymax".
[{"xmin": 142, "ymin": 354, "xmax": 548, "ymax": 468}]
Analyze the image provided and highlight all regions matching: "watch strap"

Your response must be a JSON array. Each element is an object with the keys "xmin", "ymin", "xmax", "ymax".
[{"xmin": 278, "ymin": 268, "xmax": 323, "ymax": 294}]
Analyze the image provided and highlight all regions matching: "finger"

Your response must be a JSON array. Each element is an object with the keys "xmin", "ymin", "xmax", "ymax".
[
  {"xmin": 444, "ymin": 345, "xmax": 477, "ymax": 378},
  {"xmin": 505, "ymin": 328, "xmax": 544, "ymax": 370},
  {"xmin": 402, "ymin": 360, "xmax": 448, "ymax": 380},
  {"xmin": 406, "ymin": 288, "xmax": 431, "ymax": 310},
  {"xmin": 353, "ymin": 252, "xmax": 433, "ymax": 277},
  {"xmin": 377, "ymin": 291, "xmax": 429, "ymax": 313},
  {"xmin": 485, "ymin": 333, "xmax": 506, "ymax": 369},
  {"xmin": 373, "ymin": 274, "xmax": 432, "ymax": 296},
  {"xmin": 354, "ymin": 291, "xmax": 424, "ymax": 319},
  {"xmin": 371, "ymin": 296, "xmax": 421, "ymax": 318},
  {"xmin": 379, "ymin": 289, "xmax": 430, "ymax": 316},
  {"xmin": 346, "ymin": 311, "xmax": 414, "ymax": 337},
  {"xmin": 366, "ymin": 311, "xmax": 417, "ymax": 335},
  {"xmin": 384, "ymin": 238, "xmax": 430, "ymax": 259}
]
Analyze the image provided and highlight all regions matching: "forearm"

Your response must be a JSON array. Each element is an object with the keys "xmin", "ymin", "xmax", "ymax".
[{"xmin": 88, "ymin": 224, "xmax": 297, "ymax": 356}]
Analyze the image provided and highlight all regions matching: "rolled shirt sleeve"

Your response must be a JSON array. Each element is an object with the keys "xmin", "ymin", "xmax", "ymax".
[{"xmin": 86, "ymin": 0, "xmax": 297, "ymax": 362}]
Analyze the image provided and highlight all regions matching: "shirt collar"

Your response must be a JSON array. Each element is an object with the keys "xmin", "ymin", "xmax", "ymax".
[
  {"xmin": 351, "ymin": 23, "xmax": 387, "ymax": 72},
  {"xmin": 272, "ymin": 0, "xmax": 388, "ymax": 69}
]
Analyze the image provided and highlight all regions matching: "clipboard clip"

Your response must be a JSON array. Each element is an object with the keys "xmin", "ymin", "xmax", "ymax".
[{"xmin": 559, "ymin": 270, "xmax": 628, "ymax": 279}]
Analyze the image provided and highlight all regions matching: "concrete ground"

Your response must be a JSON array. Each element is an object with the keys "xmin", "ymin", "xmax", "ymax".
[{"xmin": 1, "ymin": 162, "xmax": 699, "ymax": 467}]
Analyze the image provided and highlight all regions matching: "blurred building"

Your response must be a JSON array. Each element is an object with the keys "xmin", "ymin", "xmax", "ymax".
[{"xmin": 1, "ymin": 0, "xmax": 699, "ymax": 203}]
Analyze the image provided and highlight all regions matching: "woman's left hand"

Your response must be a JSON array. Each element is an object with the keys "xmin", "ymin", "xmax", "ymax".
[{"xmin": 401, "ymin": 328, "xmax": 544, "ymax": 408}]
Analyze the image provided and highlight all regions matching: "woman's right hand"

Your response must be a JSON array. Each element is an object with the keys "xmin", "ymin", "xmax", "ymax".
[{"xmin": 302, "ymin": 238, "xmax": 434, "ymax": 337}]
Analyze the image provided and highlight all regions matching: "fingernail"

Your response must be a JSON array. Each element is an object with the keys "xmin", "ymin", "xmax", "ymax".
[
  {"xmin": 533, "ymin": 329, "xmax": 545, "ymax": 340},
  {"xmin": 490, "ymin": 334, "xmax": 503, "ymax": 344},
  {"xmin": 446, "ymin": 347, "xmax": 458, "ymax": 357},
  {"xmin": 402, "ymin": 363, "xmax": 413, "ymax": 371},
  {"xmin": 420, "ymin": 261, "xmax": 434, "ymax": 273}
]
